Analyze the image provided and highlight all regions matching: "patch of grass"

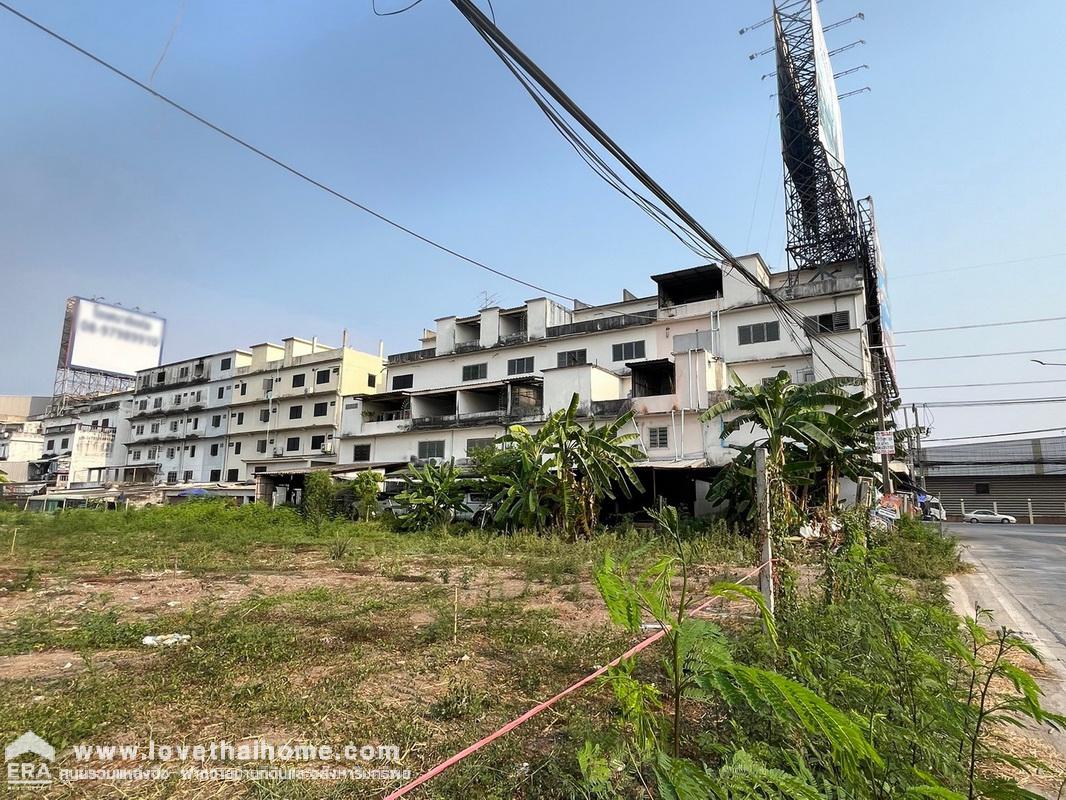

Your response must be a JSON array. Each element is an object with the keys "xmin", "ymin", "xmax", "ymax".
[{"xmin": 878, "ymin": 516, "xmax": 964, "ymax": 579}]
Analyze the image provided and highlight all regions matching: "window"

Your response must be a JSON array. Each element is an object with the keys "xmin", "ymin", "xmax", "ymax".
[
  {"xmin": 648, "ymin": 426, "xmax": 669, "ymax": 449},
  {"xmin": 138, "ymin": 399, "xmax": 148, "ymax": 411},
  {"xmin": 166, "ymin": 447, "xmax": 176, "ymax": 459},
  {"xmin": 147, "ymin": 447, "xmax": 157, "ymax": 460},
  {"xmin": 316, "ymin": 370, "xmax": 330, "ymax": 385},
  {"xmin": 289, "ymin": 405, "xmax": 303, "ymax": 420},
  {"xmin": 237, "ymin": 412, "xmax": 244, "ymax": 425},
  {"xmin": 173, "ymin": 394, "xmax": 182, "ymax": 404},
  {"xmin": 191, "ymin": 418, "xmax": 199, "ymax": 430},
  {"xmin": 313, "ymin": 402, "xmax": 328, "ymax": 417},
  {"xmin": 212, "ymin": 414, "xmax": 222, "ymax": 427},
  {"xmin": 239, "ymin": 382, "xmax": 247, "ymax": 396},
  {"xmin": 60, "ymin": 438, "xmax": 69, "ymax": 449},
  {"xmin": 737, "ymin": 321, "xmax": 780, "ymax": 346},
  {"xmin": 183, "ymin": 471, "xmax": 193, "ymax": 482},
  {"xmin": 101, "ymin": 418, "xmax": 109, "ymax": 428},
  {"xmin": 975, "ymin": 482, "xmax": 991, "ymax": 495},
  {"xmin": 170, "ymin": 421, "xmax": 179, "ymax": 432},
  {"xmin": 462, "ymin": 363, "xmax": 488, "ymax": 382},
  {"xmin": 135, "ymin": 425, "xmax": 144, "ymax": 435},
  {"xmin": 260, "ymin": 409, "xmax": 270, "ymax": 423},
  {"xmin": 153, "ymin": 397, "xmax": 163, "ymax": 408},
  {"xmin": 189, "ymin": 445, "xmax": 196, "ymax": 457},
  {"xmin": 311, "ymin": 434, "xmax": 326, "ymax": 450},
  {"xmin": 466, "ymin": 437, "xmax": 495, "ymax": 454},
  {"xmin": 612, "ymin": 341, "xmax": 646, "ymax": 361},
  {"xmin": 418, "ymin": 440, "xmax": 445, "ymax": 459},
  {"xmin": 166, "ymin": 471, "xmax": 177, "ymax": 483},
  {"xmin": 557, "ymin": 349, "xmax": 587, "ymax": 368},
  {"xmin": 195, "ymin": 390, "xmax": 202, "ymax": 402},
  {"xmin": 210, "ymin": 444, "xmax": 220, "ymax": 457},
  {"xmin": 802, "ymin": 311, "xmax": 850, "ymax": 334},
  {"xmin": 220, "ymin": 357, "xmax": 232, "ymax": 370},
  {"xmin": 257, "ymin": 439, "xmax": 267, "ymax": 454},
  {"xmin": 217, "ymin": 387, "xmax": 224, "ymax": 400},
  {"xmin": 253, "ymin": 466, "xmax": 266, "ymax": 474},
  {"xmin": 132, "ymin": 450, "xmax": 142, "ymax": 461},
  {"xmin": 209, "ymin": 469, "xmax": 221, "ymax": 482},
  {"xmin": 286, "ymin": 436, "xmax": 300, "ymax": 452},
  {"xmin": 262, "ymin": 378, "xmax": 273, "ymax": 392},
  {"xmin": 392, "ymin": 374, "xmax": 414, "ymax": 390},
  {"xmin": 156, "ymin": 371, "xmax": 165, "ymax": 383},
  {"xmin": 507, "ymin": 357, "xmax": 534, "ymax": 375},
  {"xmin": 367, "ymin": 373, "xmax": 377, "ymax": 388},
  {"xmin": 291, "ymin": 373, "xmax": 305, "ymax": 388},
  {"xmin": 46, "ymin": 439, "xmax": 55, "ymax": 450},
  {"xmin": 233, "ymin": 442, "xmax": 242, "ymax": 455},
  {"xmin": 150, "ymin": 423, "xmax": 160, "ymax": 433},
  {"xmin": 227, "ymin": 469, "xmax": 239, "ymax": 481},
  {"xmin": 352, "ymin": 444, "xmax": 371, "ymax": 462},
  {"xmin": 178, "ymin": 366, "xmax": 189, "ymax": 378}
]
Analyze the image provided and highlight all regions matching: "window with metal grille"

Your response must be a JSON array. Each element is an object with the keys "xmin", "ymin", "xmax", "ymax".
[
  {"xmin": 507, "ymin": 357, "xmax": 534, "ymax": 375},
  {"xmin": 286, "ymin": 436, "xmax": 300, "ymax": 452},
  {"xmin": 418, "ymin": 440, "xmax": 445, "ymax": 459},
  {"xmin": 648, "ymin": 426, "xmax": 669, "ymax": 449},
  {"xmin": 257, "ymin": 439, "xmax": 267, "ymax": 454},
  {"xmin": 292, "ymin": 373, "xmax": 305, "ymax": 388},
  {"xmin": 612, "ymin": 340, "xmax": 646, "ymax": 361},
  {"xmin": 462, "ymin": 363, "xmax": 488, "ymax": 381},
  {"xmin": 220, "ymin": 357, "xmax": 231, "ymax": 370},
  {"xmin": 316, "ymin": 370, "xmax": 331, "ymax": 385},
  {"xmin": 289, "ymin": 405, "xmax": 303, "ymax": 420},
  {"xmin": 210, "ymin": 469, "xmax": 221, "ymax": 481},
  {"xmin": 975, "ymin": 482, "xmax": 991, "ymax": 495},
  {"xmin": 313, "ymin": 402, "xmax": 328, "ymax": 417},
  {"xmin": 557, "ymin": 349, "xmax": 587, "ymax": 368},
  {"xmin": 392, "ymin": 374, "xmax": 414, "ymax": 390},
  {"xmin": 311, "ymin": 435, "xmax": 326, "ymax": 450},
  {"xmin": 802, "ymin": 311, "xmax": 850, "ymax": 335},
  {"xmin": 737, "ymin": 321, "xmax": 780, "ymax": 345},
  {"xmin": 352, "ymin": 444, "xmax": 371, "ymax": 461},
  {"xmin": 466, "ymin": 437, "xmax": 495, "ymax": 454}
]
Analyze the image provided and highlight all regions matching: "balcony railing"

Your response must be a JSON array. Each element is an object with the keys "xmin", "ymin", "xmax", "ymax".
[
  {"xmin": 779, "ymin": 275, "xmax": 863, "ymax": 300},
  {"xmin": 453, "ymin": 340, "xmax": 482, "ymax": 354},
  {"xmin": 387, "ymin": 347, "xmax": 436, "ymax": 365},
  {"xmin": 546, "ymin": 313, "xmax": 656, "ymax": 339},
  {"xmin": 498, "ymin": 330, "xmax": 528, "ymax": 345},
  {"xmin": 590, "ymin": 399, "xmax": 632, "ymax": 418},
  {"xmin": 410, "ymin": 407, "xmax": 543, "ymax": 430}
]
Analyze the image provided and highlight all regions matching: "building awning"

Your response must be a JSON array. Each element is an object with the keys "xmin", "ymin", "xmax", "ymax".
[{"xmin": 632, "ymin": 458, "xmax": 710, "ymax": 470}]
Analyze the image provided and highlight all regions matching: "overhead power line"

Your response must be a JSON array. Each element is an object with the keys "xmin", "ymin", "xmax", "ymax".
[
  {"xmin": 910, "ymin": 397, "xmax": 1066, "ymax": 409},
  {"xmin": 898, "ymin": 347, "xmax": 1066, "ymax": 363},
  {"xmin": 924, "ymin": 427, "xmax": 1066, "ymax": 443},
  {"xmin": 0, "ymin": 0, "xmax": 574, "ymax": 302},
  {"xmin": 901, "ymin": 378, "xmax": 1066, "ymax": 390},
  {"xmin": 891, "ymin": 251, "xmax": 1066, "ymax": 281},
  {"xmin": 895, "ymin": 315, "xmax": 1066, "ymax": 335}
]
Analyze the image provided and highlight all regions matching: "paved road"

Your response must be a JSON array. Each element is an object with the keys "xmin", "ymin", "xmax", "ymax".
[{"xmin": 946, "ymin": 522, "xmax": 1066, "ymax": 757}]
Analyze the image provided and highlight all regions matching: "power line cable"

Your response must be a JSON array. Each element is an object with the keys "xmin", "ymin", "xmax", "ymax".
[
  {"xmin": 898, "ymin": 347, "xmax": 1066, "ymax": 363},
  {"xmin": 910, "ymin": 397, "xmax": 1066, "ymax": 408},
  {"xmin": 0, "ymin": 0, "xmax": 575, "ymax": 302},
  {"xmin": 901, "ymin": 378, "xmax": 1066, "ymax": 390},
  {"xmin": 372, "ymin": 0, "xmax": 427, "ymax": 16},
  {"xmin": 891, "ymin": 251, "xmax": 1066, "ymax": 280},
  {"xmin": 924, "ymin": 427, "xmax": 1066, "ymax": 443},
  {"xmin": 895, "ymin": 315, "xmax": 1066, "ymax": 335}
]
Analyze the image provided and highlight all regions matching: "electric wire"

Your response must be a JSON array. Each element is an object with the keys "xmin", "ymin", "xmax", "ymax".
[
  {"xmin": 900, "ymin": 379, "xmax": 1066, "ymax": 390},
  {"xmin": 0, "ymin": 0, "xmax": 575, "ymax": 302},
  {"xmin": 898, "ymin": 347, "xmax": 1066, "ymax": 363},
  {"xmin": 923, "ymin": 427, "xmax": 1066, "ymax": 443},
  {"xmin": 895, "ymin": 315, "xmax": 1066, "ymax": 335},
  {"xmin": 891, "ymin": 251, "xmax": 1066, "ymax": 280}
]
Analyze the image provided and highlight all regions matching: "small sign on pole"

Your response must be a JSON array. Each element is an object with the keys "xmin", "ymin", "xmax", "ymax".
[{"xmin": 874, "ymin": 430, "xmax": 895, "ymax": 455}]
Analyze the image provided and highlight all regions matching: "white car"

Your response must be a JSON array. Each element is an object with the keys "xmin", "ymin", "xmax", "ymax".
[{"xmin": 963, "ymin": 509, "xmax": 1016, "ymax": 524}]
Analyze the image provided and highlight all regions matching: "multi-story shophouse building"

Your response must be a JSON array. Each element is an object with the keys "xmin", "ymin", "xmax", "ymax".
[
  {"xmin": 339, "ymin": 256, "xmax": 871, "ymax": 511},
  {"xmin": 28, "ymin": 392, "xmax": 132, "ymax": 487},
  {"xmin": 124, "ymin": 336, "xmax": 382, "ymax": 484}
]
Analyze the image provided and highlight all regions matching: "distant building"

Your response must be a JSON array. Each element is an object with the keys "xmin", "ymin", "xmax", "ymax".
[{"xmin": 922, "ymin": 435, "xmax": 1066, "ymax": 523}]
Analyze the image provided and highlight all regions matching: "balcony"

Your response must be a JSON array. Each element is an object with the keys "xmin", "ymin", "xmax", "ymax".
[
  {"xmin": 410, "ymin": 407, "xmax": 542, "ymax": 430},
  {"xmin": 590, "ymin": 399, "xmax": 632, "ymax": 418},
  {"xmin": 546, "ymin": 313, "xmax": 656, "ymax": 339},
  {"xmin": 498, "ymin": 330, "xmax": 528, "ymax": 346},
  {"xmin": 453, "ymin": 340, "xmax": 482, "ymax": 354},
  {"xmin": 387, "ymin": 347, "xmax": 436, "ymax": 365}
]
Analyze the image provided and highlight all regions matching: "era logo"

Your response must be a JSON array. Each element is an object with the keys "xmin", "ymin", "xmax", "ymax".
[{"xmin": 5, "ymin": 732, "xmax": 55, "ymax": 787}]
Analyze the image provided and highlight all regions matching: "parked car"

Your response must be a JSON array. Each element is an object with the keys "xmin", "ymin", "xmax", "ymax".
[{"xmin": 963, "ymin": 509, "xmax": 1016, "ymax": 524}]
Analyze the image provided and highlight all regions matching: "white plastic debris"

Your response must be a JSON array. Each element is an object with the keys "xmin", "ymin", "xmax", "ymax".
[{"xmin": 141, "ymin": 633, "xmax": 190, "ymax": 647}]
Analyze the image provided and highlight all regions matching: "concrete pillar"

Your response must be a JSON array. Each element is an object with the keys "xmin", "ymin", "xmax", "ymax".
[
  {"xmin": 993, "ymin": 501, "xmax": 998, "ymax": 514},
  {"xmin": 1027, "ymin": 498, "xmax": 1034, "ymax": 525},
  {"xmin": 960, "ymin": 499, "xmax": 966, "ymax": 516}
]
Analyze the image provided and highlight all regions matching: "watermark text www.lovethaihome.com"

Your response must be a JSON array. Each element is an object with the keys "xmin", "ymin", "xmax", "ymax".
[{"xmin": 5, "ymin": 732, "xmax": 411, "ymax": 788}]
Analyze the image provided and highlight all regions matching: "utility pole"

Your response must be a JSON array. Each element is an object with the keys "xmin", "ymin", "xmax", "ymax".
[
  {"xmin": 912, "ymin": 403, "xmax": 926, "ymax": 491},
  {"xmin": 754, "ymin": 447, "xmax": 775, "ymax": 621},
  {"xmin": 873, "ymin": 349, "xmax": 893, "ymax": 494}
]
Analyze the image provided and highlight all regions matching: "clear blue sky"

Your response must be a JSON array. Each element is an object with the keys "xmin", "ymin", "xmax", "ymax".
[{"xmin": 2, "ymin": 0, "xmax": 1065, "ymax": 441}]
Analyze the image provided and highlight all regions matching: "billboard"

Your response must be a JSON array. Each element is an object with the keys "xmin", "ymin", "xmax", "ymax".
[
  {"xmin": 58, "ymin": 298, "xmax": 165, "ymax": 377},
  {"xmin": 810, "ymin": 0, "xmax": 846, "ymax": 166}
]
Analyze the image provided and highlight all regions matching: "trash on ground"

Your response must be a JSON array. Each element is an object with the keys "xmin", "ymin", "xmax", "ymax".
[{"xmin": 141, "ymin": 633, "xmax": 190, "ymax": 647}]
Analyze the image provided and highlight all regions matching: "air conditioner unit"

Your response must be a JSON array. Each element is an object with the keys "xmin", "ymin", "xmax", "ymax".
[
  {"xmin": 320, "ymin": 443, "xmax": 334, "ymax": 455},
  {"xmin": 272, "ymin": 448, "xmax": 284, "ymax": 457}
]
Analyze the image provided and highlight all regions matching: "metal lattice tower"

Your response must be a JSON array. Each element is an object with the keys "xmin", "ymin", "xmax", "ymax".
[
  {"xmin": 774, "ymin": 0, "xmax": 861, "ymax": 273},
  {"xmin": 50, "ymin": 297, "xmax": 133, "ymax": 415}
]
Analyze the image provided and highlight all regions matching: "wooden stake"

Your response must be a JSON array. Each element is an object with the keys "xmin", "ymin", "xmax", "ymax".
[
  {"xmin": 453, "ymin": 587, "xmax": 459, "ymax": 644},
  {"xmin": 9, "ymin": 527, "xmax": 17, "ymax": 556},
  {"xmin": 755, "ymin": 448, "xmax": 775, "ymax": 622}
]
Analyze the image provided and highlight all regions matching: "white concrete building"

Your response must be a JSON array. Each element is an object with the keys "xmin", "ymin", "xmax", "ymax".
[
  {"xmin": 29, "ymin": 393, "xmax": 130, "ymax": 487},
  {"xmin": 339, "ymin": 257, "xmax": 871, "ymax": 510},
  {"xmin": 123, "ymin": 337, "xmax": 382, "ymax": 484}
]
